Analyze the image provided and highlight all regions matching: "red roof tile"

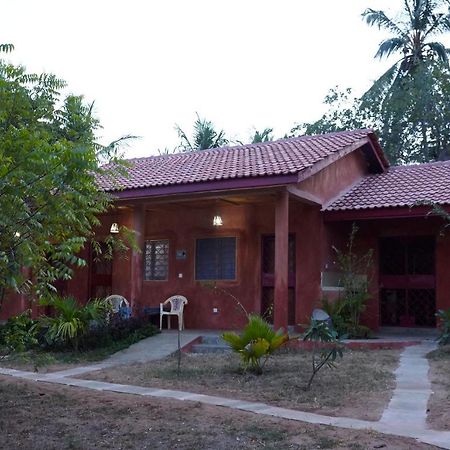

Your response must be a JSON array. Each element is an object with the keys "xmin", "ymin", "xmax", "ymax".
[
  {"xmin": 99, "ymin": 129, "xmax": 379, "ymax": 192},
  {"xmin": 326, "ymin": 160, "xmax": 450, "ymax": 211}
]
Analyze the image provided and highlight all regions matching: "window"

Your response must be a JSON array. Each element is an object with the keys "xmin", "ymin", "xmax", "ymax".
[
  {"xmin": 196, "ymin": 237, "xmax": 236, "ymax": 280},
  {"xmin": 144, "ymin": 240, "xmax": 169, "ymax": 280}
]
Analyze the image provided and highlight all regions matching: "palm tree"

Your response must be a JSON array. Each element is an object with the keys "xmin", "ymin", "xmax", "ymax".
[
  {"xmin": 363, "ymin": 0, "xmax": 450, "ymax": 76},
  {"xmin": 175, "ymin": 113, "xmax": 228, "ymax": 152},
  {"xmin": 251, "ymin": 128, "xmax": 274, "ymax": 143}
]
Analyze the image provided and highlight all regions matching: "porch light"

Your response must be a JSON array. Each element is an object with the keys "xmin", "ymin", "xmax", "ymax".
[
  {"xmin": 110, "ymin": 222, "xmax": 120, "ymax": 234},
  {"xmin": 213, "ymin": 215, "xmax": 223, "ymax": 226}
]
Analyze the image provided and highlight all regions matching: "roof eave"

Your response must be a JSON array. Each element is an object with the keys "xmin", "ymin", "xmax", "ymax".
[
  {"xmin": 109, "ymin": 173, "xmax": 300, "ymax": 200},
  {"xmin": 323, "ymin": 205, "xmax": 450, "ymax": 221}
]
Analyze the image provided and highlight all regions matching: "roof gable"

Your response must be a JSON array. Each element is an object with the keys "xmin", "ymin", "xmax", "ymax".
[{"xmin": 99, "ymin": 129, "xmax": 386, "ymax": 195}]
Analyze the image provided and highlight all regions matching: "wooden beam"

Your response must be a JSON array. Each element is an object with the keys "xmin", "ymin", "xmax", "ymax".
[{"xmin": 286, "ymin": 186, "xmax": 322, "ymax": 206}]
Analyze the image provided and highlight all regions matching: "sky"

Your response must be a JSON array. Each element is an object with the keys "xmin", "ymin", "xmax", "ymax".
[{"xmin": 3, "ymin": 0, "xmax": 404, "ymax": 158}]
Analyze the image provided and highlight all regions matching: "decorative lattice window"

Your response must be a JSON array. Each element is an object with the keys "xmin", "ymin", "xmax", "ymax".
[
  {"xmin": 195, "ymin": 237, "xmax": 236, "ymax": 280},
  {"xmin": 144, "ymin": 240, "xmax": 169, "ymax": 280}
]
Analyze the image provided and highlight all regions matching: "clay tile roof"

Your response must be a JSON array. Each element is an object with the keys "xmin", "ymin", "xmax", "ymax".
[
  {"xmin": 326, "ymin": 160, "xmax": 450, "ymax": 211},
  {"xmin": 98, "ymin": 129, "xmax": 378, "ymax": 192}
]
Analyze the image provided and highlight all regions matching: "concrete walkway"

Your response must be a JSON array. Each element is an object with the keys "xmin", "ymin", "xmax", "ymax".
[
  {"xmin": 43, "ymin": 330, "xmax": 207, "ymax": 378},
  {"xmin": 380, "ymin": 342, "xmax": 435, "ymax": 431},
  {"xmin": 1, "ymin": 333, "xmax": 449, "ymax": 449}
]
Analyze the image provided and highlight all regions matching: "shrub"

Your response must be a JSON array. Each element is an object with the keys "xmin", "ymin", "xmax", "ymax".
[
  {"xmin": 326, "ymin": 224, "xmax": 373, "ymax": 338},
  {"xmin": 436, "ymin": 309, "xmax": 450, "ymax": 345},
  {"xmin": 78, "ymin": 315, "xmax": 157, "ymax": 350},
  {"xmin": 302, "ymin": 319, "xmax": 344, "ymax": 390},
  {"xmin": 222, "ymin": 315, "xmax": 289, "ymax": 375},
  {"xmin": 0, "ymin": 310, "xmax": 38, "ymax": 356},
  {"xmin": 39, "ymin": 296, "xmax": 111, "ymax": 350}
]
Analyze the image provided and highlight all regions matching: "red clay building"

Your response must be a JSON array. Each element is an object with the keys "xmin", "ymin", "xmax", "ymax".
[{"xmin": 3, "ymin": 129, "xmax": 450, "ymax": 330}]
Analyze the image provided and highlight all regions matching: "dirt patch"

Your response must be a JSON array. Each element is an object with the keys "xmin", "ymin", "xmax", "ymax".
[
  {"xmin": 0, "ymin": 375, "xmax": 437, "ymax": 450},
  {"xmin": 427, "ymin": 345, "xmax": 450, "ymax": 431},
  {"xmin": 81, "ymin": 349, "xmax": 400, "ymax": 421}
]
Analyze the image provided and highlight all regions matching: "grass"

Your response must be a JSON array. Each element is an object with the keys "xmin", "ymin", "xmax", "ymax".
[{"xmin": 83, "ymin": 348, "xmax": 400, "ymax": 421}]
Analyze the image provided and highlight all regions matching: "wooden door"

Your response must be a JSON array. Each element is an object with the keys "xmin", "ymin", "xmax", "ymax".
[
  {"xmin": 379, "ymin": 236, "xmax": 436, "ymax": 327},
  {"xmin": 89, "ymin": 243, "xmax": 113, "ymax": 299}
]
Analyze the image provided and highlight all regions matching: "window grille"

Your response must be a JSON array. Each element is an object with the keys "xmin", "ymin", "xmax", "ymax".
[{"xmin": 144, "ymin": 240, "xmax": 169, "ymax": 280}]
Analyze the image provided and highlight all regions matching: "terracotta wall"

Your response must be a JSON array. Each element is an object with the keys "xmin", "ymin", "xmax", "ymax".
[
  {"xmin": 82, "ymin": 198, "xmax": 325, "ymax": 330},
  {"xmin": 322, "ymin": 217, "xmax": 449, "ymax": 330},
  {"xmin": 298, "ymin": 150, "xmax": 368, "ymax": 205}
]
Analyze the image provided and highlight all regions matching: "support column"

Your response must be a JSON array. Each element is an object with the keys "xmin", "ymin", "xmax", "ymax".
[
  {"xmin": 130, "ymin": 205, "xmax": 145, "ymax": 306},
  {"xmin": 274, "ymin": 190, "xmax": 289, "ymax": 330}
]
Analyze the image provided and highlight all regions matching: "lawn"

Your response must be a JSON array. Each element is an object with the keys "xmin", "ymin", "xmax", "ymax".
[
  {"xmin": 427, "ymin": 345, "xmax": 450, "ymax": 431},
  {"xmin": 81, "ymin": 348, "xmax": 400, "ymax": 421},
  {"xmin": 0, "ymin": 375, "xmax": 436, "ymax": 450}
]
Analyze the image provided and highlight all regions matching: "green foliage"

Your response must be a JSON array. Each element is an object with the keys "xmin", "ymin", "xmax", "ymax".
[
  {"xmin": 0, "ymin": 310, "xmax": 38, "ymax": 355},
  {"xmin": 323, "ymin": 225, "xmax": 373, "ymax": 338},
  {"xmin": 39, "ymin": 296, "xmax": 111, "ymax": 350},
  {"xmin": 0, "ymin": 46, "xmax": 132, "ymax": 303},
  {"xmin": 302, "ymin": 319, "xmax": 344, "ymax": 390},
  {"xmin": 251, "ymin": 128, "xmax": 274, "ymax": 143},
  {"xmin": 362, "ymin": 0, "xmax": 450, "ymax": 74},
  {"xmin": 436, "ymin": 308, "xmax": 450, "ymax": 345},
  {"xmin": 222, "ymin": 314, "xmax": 289, "ymax": 374},
  {"xmin": 175, "ymin": 113, "xmax": 228, "ymax": 151},
  {"xmin": 293, "ymin": 1, "xmax": 450, "ymax": 164}
]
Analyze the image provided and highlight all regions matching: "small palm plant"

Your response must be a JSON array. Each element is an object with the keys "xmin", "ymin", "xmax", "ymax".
[
  {"xmin": 222, "ymin": 315, "xmax": 289, "ymax": 375},
  {"xmin": 39, "ymin": 296, "xmax": 110, "ymax": 350},
  {"xmin": 302, "ymin": 319, "xmax": 344, "ymax": 390}
]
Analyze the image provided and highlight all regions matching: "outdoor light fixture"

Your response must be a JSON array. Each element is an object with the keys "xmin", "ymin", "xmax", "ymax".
[
  {"xmin": 14, "ymin": 231, "xmax": 21, "ymax": 238},
  {"xmin": 110, "ymin": 222, "xmax": 120, "ymax": 234},
  {"xmin": 213, "ymin": 215, "xmax": 223, "ymax": 226}
]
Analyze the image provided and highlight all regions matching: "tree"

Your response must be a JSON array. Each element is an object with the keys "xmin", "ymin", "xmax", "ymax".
[
  {"xmin": 293, "ymin": 2, "xmax": 450, "ymax": 164},
  {"xmin": 363, "ymin": 0, "xmax": 450, "ymax": 78},
  {"xmin": 175, "ymin": 113, "xmax": 228, "ymax": 151},
  {"xmin": 0, "ymin": 47, "xmax": 129, "ymax": 306},
  {"xmin": 251, "ymin": 128, "xmax": 274, "ymax": 143}
]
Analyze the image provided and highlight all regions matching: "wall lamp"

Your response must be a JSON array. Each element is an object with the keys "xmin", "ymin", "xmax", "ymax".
[
  {"xmin": 213, "ymin": 215, "xmax": 223, "ymax": 227},
  {"xmin": 110, "ymin": 222, "xmax": 120, "ymax": 234}
]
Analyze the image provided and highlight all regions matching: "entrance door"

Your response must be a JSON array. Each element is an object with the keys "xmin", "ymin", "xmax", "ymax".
[
  {"xmin": 89, "ymin": 243, "xmax": 113, "ymax": 298},
  {"xmin": 261, "ymin": 235, "xmax": 296, "ymax": 325},
  {"xmin": 379, "ymin": 236, "xmax": 436, "ymax": 327}
]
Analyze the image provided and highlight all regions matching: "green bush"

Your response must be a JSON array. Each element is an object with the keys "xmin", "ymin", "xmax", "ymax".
[
  {"xmin": 222, "ymin": 315, "xmax": 289, "ymax": 374},
  {"xmin": 39, "ymin": 296, "xmax": 111, "ymax": 350},
  {"xmin": 0, "ymin": 310, "xmax": 38, "ymax": 355},
  {"xmin": 436, "ymin": 309, "xmax": 450, "ymax": 345}
]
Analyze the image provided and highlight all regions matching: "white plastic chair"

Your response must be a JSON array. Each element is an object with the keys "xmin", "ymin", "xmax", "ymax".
[
  {"xmin": 160, "ymin": 295, "xmax": 188, "ymax": 330},
  {"xmin": 105, "ymin": 294, "xmax": 129, "ymax": 313}
]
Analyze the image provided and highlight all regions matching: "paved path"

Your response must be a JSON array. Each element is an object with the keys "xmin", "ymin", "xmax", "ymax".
[
  {"xmin": 1, "ymin": 334, "xmax": 449, "ymax": 449},
  {"xmin": 43, "ymin": 330, "xmax": 207, "ymax": 378},
  {"xmin": 380, "ymin": 343, "xmax": 435, "ymax": 430}
]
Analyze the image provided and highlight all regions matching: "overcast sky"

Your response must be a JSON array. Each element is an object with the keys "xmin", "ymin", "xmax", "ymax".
[{"xmin": 4, "ymin": 1, "xmax": 408, "ymax": 157}]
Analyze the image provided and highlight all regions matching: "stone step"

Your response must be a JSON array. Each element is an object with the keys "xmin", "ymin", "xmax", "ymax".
[
  {"xmin": 190, "ymin": 343, "xmax": 231, "ymax": 354},
  {"xmin": 378, "ymin": 326, "xmax": 439, "ymax": 338},
  {"xmin": 200, "ymin": 335, "xmax": 227, "ymax": 345}
]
